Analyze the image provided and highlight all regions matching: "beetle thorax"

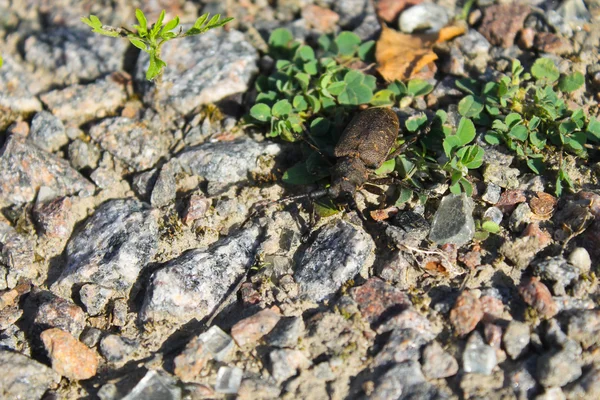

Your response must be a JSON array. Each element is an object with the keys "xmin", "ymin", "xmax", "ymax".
[{"xmin": 329, "ymin": 157, "xmax": 369, "ymax": 200}]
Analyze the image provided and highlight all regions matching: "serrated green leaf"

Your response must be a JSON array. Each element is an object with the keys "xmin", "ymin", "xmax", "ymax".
[
  {"xmin": 456, "ymin": 117, "xmax": 476, "ymax": 146},
  {"xmin": 458, "ymin": 95, "xmax": 484, "ymax": 118},
  {"xmin": 407, "ymin": 79, "xmax": 433, "ymax": 97},
  {"xmin": 558, "ymin": 71, "xmax": 585, "ymax": 93},
  {"xmin": 249, "ymin": 103, "xmax": 271, "ymax": 122},
  {"xmin": 335, "ymin": 31, "xmax": 361, "ymax": 57},
  {"xmin": 531, "ymin": 58, "xmax": 560, "ymax": 82}
]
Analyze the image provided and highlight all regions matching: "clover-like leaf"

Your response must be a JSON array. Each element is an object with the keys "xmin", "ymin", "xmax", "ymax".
[
  {"xmin": 531, "ymin": 58, "xmax": 559, "ymax": 83},
  {"xmin": 456, "ymin": 117, "xmax": 476, "ymax": 146},
  {"xmin": 458, "ymin": 95, "xmax": 484, "ymax": 118},
  {"xmin": 335, "ymin": 31, "xmax": 361, "ymax": 57},
  {"xmin": 250, "ymin": 103, "xmax": 271, "ymax": 122},
  {"xmin": 407, "ymin": 79, "xmax": 433, "ymax": 97},
  {"xmin": 558, "ymin": 71, "xmax": 585, "ymax": 93}
]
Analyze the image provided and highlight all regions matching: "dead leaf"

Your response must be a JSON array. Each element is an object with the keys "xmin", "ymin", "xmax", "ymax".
[
  {"xmin": 369, "ymin": 206, "xmax": 399, "ymax": 221},
  {"xmin": 530, "ymin": 192, "xmax": 557, "ymax": 220},
  {"xmin": 375, "ymin": 22, "xmax": 466, "ymax": 82}
]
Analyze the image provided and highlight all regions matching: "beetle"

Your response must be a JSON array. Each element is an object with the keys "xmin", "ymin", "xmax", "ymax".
[{"xmin": 265, "ymin": 107, "xmax": 425, "ymax": 220}]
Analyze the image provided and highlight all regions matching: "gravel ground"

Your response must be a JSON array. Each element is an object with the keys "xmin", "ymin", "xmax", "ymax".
[{"xmin": 1, "ymin": 0, "xmax": 600, "ymax": 399}]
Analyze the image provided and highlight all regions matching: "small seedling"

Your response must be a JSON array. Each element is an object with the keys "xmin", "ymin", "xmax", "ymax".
[{"xmin": 82, "ymin": 9, "xmax": 233, "ymax": 80}]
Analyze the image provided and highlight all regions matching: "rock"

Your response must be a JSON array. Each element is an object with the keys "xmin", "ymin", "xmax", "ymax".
[
  {"xmin": 33, "ymin": 194, "xmax": 76, "ymax": 239},
  {"xmin": 215, "ymin": 366, "xmax": 243, "ymax": 395},
  {"xmin": 376, "ymin": 308, "xmax": 435, "ymax": 338},
  {"xmin": 0, "ymin": 55, "xmax": 43, "ymax": 124},
  {"xmin": 231, "ymin": 308, "xmax": 281, "ymax": 347},
  {"xmin": 131, "ymin": 169, "xmax": 159, "ymax": 200},
  {"xmin": 52, "ymin": 199, "xmax": 159, "ymax": 298},
  {"xmin": 32, "ymin": 292, "xmax": 86, "ymax": 338},
  {"xmin": 399, "ymin": 3, "xmax": 449, "ymax": 33},
  {"xmin": 533, "ymin": 257, "xmax": 580, "ymax": 295},
  {"xmin": 537, "ymin": 349, "xmax": 582, "ymax": 388},
  {"xmin": 40, "ymin": 328, "xmax": 98, "ymax": 380},
  {"xmin": 29, "ymin": 111, "xmax": 68, "ymax": 153},
  {"xmin": 265, "ymin": 317, "xmax": 305, "ymax": 348},
  {"xmin": 295, "ymin": 220, "xmax": 374, "ymax": 301},
  {"xmin": 150, "ymin": 161, "xmax": 178, "ymax": 208},
  {"xmin": 80, "ymin": 328, "xmax": 103, "ymax": 348},
  {"xmin": 463, "ymin": 331, "xmax": 497, "ymax": 375},
  {"xmin": 99, "ymin": 334, "xmax": 138, "ymax": 363},
  {"xmin": 349, "ymin": 277, "xmax": 411, "ymax": 326},
  {"xmin": 536, "ymin": 387, "xmax": 566, "ymax": 400},
  {"xmin": 238, "ymin": 378, "xmax": 280, "ymax": 400},
  {"xmin": 121, "ymin": 370, "xmax": 182, "ymax": 400},
  {"xmin": 500, "ymin": 235, "xmax": 548, "ymax": 269},
  {"xmin": 385, "ymin": 210, "xmax": 430, "ymax": 247},
  {"xmin": 0, "ymin": 223, "xmax": 36, "ymax": 282},
  {"xmin": 332, "ymin": 0, "xmax": 368, "ymax": 28},
  {"xmin": 568, "ymin": 247, "xmax": 591, "ymax": 273},
  {"xmin": 68, "ymin": 139, "xmax": 101, "ymax": 171},
  {"xmin": 141, "ymin": 225, "xmax": 262, "ymax": 325},
  {"xmin": 174, "ymin": 338, "xmax": 208, "ymax": 383},
  {"xmin": 182, "ymin": 194, "xmax": 211, "ymax": 225},
  {"xmin": 373, "ymin": 328, "xmax": 430, "ymax": 367},
  {"xmin": 483, "ymin": 207, "xmax": 503, "ymax": 225},
  {"xmin": 370, "ymin": 360, "xmax": 443, "ymax": 400},
  {"xmin": 482, "ymin": 182, "xmax": 501, "ymax": 204},
  {"xmin": 40, "ymin": 73, "xmax": 129, "ymax": 124},
  {"xmin": 89, "ymin": 117, "xmax": 170, "ymax": 172},
  {"xmin": 0, "ymin": 135, "xmax": 94, "ymax": 207},
  {"xmin": 564, "ymin": 366, "xmax": 600, "ymax": 399},
  {"xmin": 478, "ymin": 4, "xmax": 531, "ymax": 48},
  {"xmin": 534, "ymin": 32, "xmax": 573, "ymax": 55},
  {"xmin": 429, "ymin": 193, "xmax": 475, "ymax": 246},
  {"xmin": 111, "ymin": 298, "xmax": 127, "ymax": 327},
  {"xmin": 503, "ymin": 321, "xmax": 530, "ymax": 360},
  {"xmin": 509, "ymin": 203, "xmax": 532, "ymax": 232},
  {"xmin": 456, "ymin": 29, "xmax": 492, "ymax": 58},
  {"xmin": 79, "ymin": 284, "xmax": 114, "ymax": 316},
  {"xmin": 496, "ymin": 189, "xmax": 527, "ymax": 214},
  {"xmin": 269, "ymin": 349, "xmax": 311, "ymax": 383},
  {"xmin": 519, "ymin": 277, "xmax": 558, "ymax": 319},
  {"xmin": 0, "ymin": 350, "xmax": 60, "ymax": 399},
  {"xmin": 449, "ymin": 290, "xmax": 483, "ymax": 336},
  {"xmin": 566, "ymin": 310, "xmax": 600, "ymax": 349},
  {"xmin": 376, "ymin": 0, "xmax": 423, "ymax": 23},
  {"xmin": 136, "ymin": 29, "xmax": 258, "ymax": 116},
  {"xmin": 484, "ymin": 163, "xmax": 520, "ymax": 189},
  {"xmin": 301, "ymin": 5, "xmax": 340, "ymax": 33},
  {"xmin": 24, "ymin": 28, "xmax": 127, "ymax": 85},
  {"xmin": 199, "ymin": 325, "xmax": 235, "ymax": 361},
  {"xmin": 177, "ymin": 138, "xmax": 280, "ymax": 185},
  {"xmin": 421, "ymin": 341, "xmax": 459, "ymax": 379}
]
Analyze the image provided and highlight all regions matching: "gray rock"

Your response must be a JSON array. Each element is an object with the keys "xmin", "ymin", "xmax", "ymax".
[
  {"xmin": 141, "ymin": 225, "xmax": 262, "ymax": 325},
  {"xmin": 506, "ymin": 363, "xmax": 538, "ymax": 399},
  {"xmin": 456, "ymin": 29, "xmax": 492, "ymax": 58},
  {"xmin": 24, "ymin": 28, "xmax": 127, "ymax": 85},
  {"xmin": 80, "ymin": 328, "xmax": 103, "ymax": 348},
  {"xmin": 536, "ymin": 387, "xmax": 566, "ymax": 400},
  {"xmin": 429, "ymin": 193, "xmax": 475, "ymax": 246},
  {"xmin": 266, "ymin": 316, "xmax": 305, "ymax": 348},
  {"xmin": 386, "ymin": 210, "xmax": 430, "ymax": 247},
  {"xmin": 482, "ymin": 183, "xmax": 501, "ymax": 204},
  {"xmin": 399, "ymin": 3, "xmax": 450, "ymax": 33},
  {"xmin": 463, "ymin": 331, "xmax": 497, "ymax": 375},
  {"xmin": 122, "ymin": 370, "xmax": 181, "ymax": 400},
  {"xmin": 31, "ymin": 291, "xmax": 86, "ymax": 338},
  {"xmin": 0, "ymin": 135, "xmax": 94, "ymax": 207},
  {"xmin": 68, "ymin": 139, "xmax": 101, "ymax": 171},
  {"xmin": 557, "ymin": 0, "xmax": 591, "ymax": 23},
  {"xmin": 352, "ymin": 0, "xmax": 380, "ymax": 40},
  {"xmin": 566, "ymin": 310, "xmax": 600, "ymax": 349},
  {"xmin": 421, "ymin": 341, "xmax": 459, "ymax": 379},
  {"xmin": 89, "ymin": 117, "xmax": 170, "ymax": 172},
  {"xmin": 136, "ymin": 29, "xmax": 258, "ymax": 116},
  {"xmin": 503, "ymin": 321, "xmax": 530, "ymax": 360},
  {"xmin": 370, "ymin": 360, "xmax": 446, "ymax": 400},
  {"xmin": 0, "ymin": 350, "xmax": 61, "ymax": 400},
  {"xmin": 150, "ymin": 161, "xmax": 179, "ymax": 208},
  {"xmin": 269, "ymin": 349, "xmax": 311, "ymax": 383},
  {"xmin": 295, "ymin": 220, "xmax": 374, "ymax": 301},
  {"xmin": 199, "ymin": 326, "xmax": 235, "ymax": 361},
  {"xmin": 509, "ymin": 203, "xmax": 532, "ymax": 233},
  {"xmin": 483, "ymin": 163, "xmax": 520, "ymax": 188},
  {"xmin": 29, "ymin": 111, "xmax": 68, "ymax": 153},
  {"xmin": 567, "ymin": 247, "xmax": 591, "ymax": 273},
  {"xmin": 215, "ymin": 366, "xmax": 243, "ymax": 394},
  {"xmin": 112, "ymin": 298, "xmax": 128, "ymax": 327},
  {"xmin": 0, "ymin": 55, "xmax": 43, "ymax": 124},
  {"xmin": 484, "ymin": 207, "xmax": 503, "ymax": 225},
  {"xmin": 333, "ymin": 0, "xmax": 368, "ymax": 28},
  {"xmin": 132, "ymin": 169, "xmax": 159, "ymax": 201},
  {"xmin": 533, "ymin": 257, "xmax": 580, "ymax": 295},
  {"xmin": 536, "ymin": 349, "xmax": 582, "ymax": 388},
  {"xmin": 374, "ymin": 328, "xmax": 430, "ymax": 367},
  {"xmin": 177, "ymin": 138, "xmax": 281, "ymax": 185},
  {"xmin": 564, "ymin": 366, "xmax": 600, "ymax": 399},
  {"xmin": 40, "ymin": 74, "xmax": 129, "ymax": 124},
  {"xmin": 0, "ymin": 223, "xmax": 36, "ymax": 282},
  {"xmin": 52, "ymin": 199, "xmax": 159, "ymax": 298},
  {"xmin": 100, "ymin": 334, "xmax": 138, "ymax": 363}
]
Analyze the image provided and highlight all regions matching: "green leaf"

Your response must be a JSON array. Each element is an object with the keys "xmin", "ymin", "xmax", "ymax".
[
  {"xmin": 443, "ymin": 136, "xmax": 462, "ymax": 158},
  {"xmin": 150, "ymin": 10, "xmax": 166, "ymax": 38},
  {"xmin": 528, "ymin": 116, "xmax": 541, "ymax": 130},
  {"xmin": 455, "ymin": 78, "xmax": 480, "ymax": 95},
  {"xmin": 135, "ymin": 9, "xmax": 148, "ymax": 35},
  {"xmin": 303, "ymin": 60, "xmax": 318, "ymax": 75},
  {"xmin": 460, "ymin": 178, "xmax": 474, "ymax": 196},
  {"xmin": 449, "ymin": 181, "xmax": 462, "ymax": 194},
  {"xmin": 314, "ymin": 198, "xmax": 341, "ymax": 217},
  {"xmin": 388, "ymin": 80, "xmax": 407, "ymax": 96},
  {"xmin": 160, "ymin": 16, "xmax": 180, "ymax": 36},
  {"xmin": 317, "ymin": 34, "xmax": 332, "ymax": 52},
  {"xmin": 310, "ymin": 117, "xmax": 330, "ymax": 136},
  {"xmin": 358, "ymin": 40, "xmax": 375, "ymax": 61},
  {"xmin": 272, "ymin": 99, "xmax": 292, "ymax": 117},
  {"xmin": 256, "ymin": 90, "xmax": 277, "ymax": 103},
  {"xmin": 370, "ymin": 90, "xmax": 395, "ymax": 106},
  {"xmin": 456, "ymin": 117, "xmax": 476, "ymax": 146},
  {"xmin": 250, "ymin": 104, "xmax": 271, "ymax": 122},
  {"xmin": 484, "ymin": 131, "xmax": 502, "ymax": 145},
  {"xmin": 463, "ymin": 145, "xmax": 485, "ymax": 169},
  {"xmin": 481, "ymin": 220, "xmax": 500, "ymax": 233},
  {"xmin": 527, "ymin": 158, "xmax": 544, "ymax": 174},
  {"xmin": 129, "ymin": 38, "xmax": 147, "ymax": 51},
  {"xmin": 307, "ymin": 95, "xmax": 321, "ymax": 113},
  {"xmin": 558, "ymin": 71, "xmax": 585, "ymax": 93},
  {"xmin": 327, "ymin": 81, "xmax": 347, "ymax": 96},
  {"xmin": 295, "ymin": 45, "xmax": 315, "ymax": 61},
  {"xmin": 81, "ymin": 15, "xmax": 120, "ymax": 37},
  {"xmin": 407, "ymin": 79, "xmax": 433, "ymax": 97},
  {"xmin": 529, "ymin": 130, "xmax": 546, "ymax": 149},
  {"xmin": 338, "ymin": 70, "xmax": 373, "ymax": 105},
  {"xmin": 505, "ymin": 113, "xmax": 522, "ymax": 128},
  {"xmin": 295, "ymin": 72, "xmax": 310, "ymax": 91},
  {"xmin": 292, "ymin": 95, "xmax": 308, "ymax": 111},
  {"xmin": 283, "ymin": 162, "xmax": 326, "ymax": 184},
  {"xmin": 508, "ymin": 124, "xmax": 528, "ymax": 141},
  {"xmin": 0, "ymin": 54, "xmax": 3, "ymax": 68},
  {"xmin": 555, "ymin": 175, "xmax": 563, "ymax": 197},
  {"xmin": 395, "ymin": 188, "xmax": 413, "ymax": 205},
  {"xmin": 406, "ymin": 113, "xmax": 428, "ymax": 132},
  {"xmin": 587, "ymin": 117, "xmax": 600, "ymax": 142},
  {"xmin": 375, "ymin": 159, "xmax": 396, "ymax": 175},
  {"xmin": 458, "ymin": 95, "xmax": 484, "ymax": 118},
  {"xmin": 335, "ymin": 31, "xmax": 361, "ymax": 56},
  {"xmin": 146, "ymin": 53, "xmax": 166, "ymax": 80},
  {"xmin": 268, "ymin": 28, "xmax": 295, "ymax": 54},
  {"xmin": 531, "ymin": 58, "xmax": 560, "ymax": 83}
]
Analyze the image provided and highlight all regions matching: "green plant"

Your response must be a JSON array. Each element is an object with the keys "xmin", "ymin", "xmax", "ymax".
[
  {"xmin": 82, "ymin": 9, "xmax": 233, "ymax": 80},
  {"xmin": 456, "ymin": 58, "xmax": 596, "ymax": 196},
  {"xmin": 0, "ymin": 53, "xmax": 3, "ymax": 68}
]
